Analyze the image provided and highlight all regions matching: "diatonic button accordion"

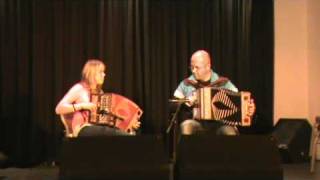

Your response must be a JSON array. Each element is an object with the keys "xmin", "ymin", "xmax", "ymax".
[
  {"xmin": 193, "ymin": 87, "xmax": 251, "ymax": 126},
  {"xmin": 90, "ymin": 93, "xmax": 143, "ymax": 133}
]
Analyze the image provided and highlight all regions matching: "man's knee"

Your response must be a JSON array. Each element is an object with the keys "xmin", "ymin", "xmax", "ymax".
[
  {"xmin": 216, "ymin": 125, "xmax": 239, "ymax": 136},
  {"xmin": 180, "ymin": 119, "xmax": 202, "ymax": 135}
]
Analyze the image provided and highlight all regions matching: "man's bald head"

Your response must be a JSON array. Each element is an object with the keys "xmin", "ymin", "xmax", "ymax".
[
  {"xmin": 190, "ymin": 50, "xmax": 212, "ymax": 81},
  {"xmin": 191, "ymin": 50, "xmax": 211, "ymax": 67}
]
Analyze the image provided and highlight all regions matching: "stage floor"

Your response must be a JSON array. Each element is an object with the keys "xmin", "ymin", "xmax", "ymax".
[{"xmin": 0, "ymin": 162, "xmax": 319, "ymax": 180}]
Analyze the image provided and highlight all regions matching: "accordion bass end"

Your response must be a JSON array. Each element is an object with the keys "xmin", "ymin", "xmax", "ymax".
[
  {"xmin": 90, "ymin": 93, "xmax": 143, "ymax": 133},
  {"xmin": 194, "ymin": 87, "xmax": 252, "ymax": 126},
  {"xmin": 240, "ymin": 91, "xmax": 251, "ymax": 126}
]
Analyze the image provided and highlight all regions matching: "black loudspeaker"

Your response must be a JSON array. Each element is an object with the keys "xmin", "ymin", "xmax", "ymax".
[
  {"xmin": 176, "ymin": 135, "xmax": 283, "ymax": 180},
  {"xmin": 272, "ymin": 118, "xmax": 312, "ymax": 163},
  {"xmin": 59, "ymin": 135, "xmax": 173, "ymax": 180}
]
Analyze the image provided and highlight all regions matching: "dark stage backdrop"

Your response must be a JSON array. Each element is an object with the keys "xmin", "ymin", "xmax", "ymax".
[{"xmin": 0, "ymin": 0, "xmax": 274, "ymax": 166}]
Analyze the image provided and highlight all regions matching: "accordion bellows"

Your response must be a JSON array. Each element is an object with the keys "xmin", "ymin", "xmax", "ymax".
[{"xmin": 194, "ymin": 87, "xmax": 251, "ymax": 126}]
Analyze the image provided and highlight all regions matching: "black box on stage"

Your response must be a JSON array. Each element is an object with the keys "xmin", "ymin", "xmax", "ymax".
[
  {"xmin": 176, "ymin": 135, "xmax": 283, "ymax": 180},
  {"xmin": 59, "ymin": 135, "xmax": 173, "ymax": 180},
  {"xmin": 272, "ymin": 118, "xmax": 311, "ymax": 163}
]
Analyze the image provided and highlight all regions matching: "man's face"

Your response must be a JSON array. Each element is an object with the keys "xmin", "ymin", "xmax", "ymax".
[{"xmin": 190, "ymin": 55, "xmax": 211, "ymax": 81}]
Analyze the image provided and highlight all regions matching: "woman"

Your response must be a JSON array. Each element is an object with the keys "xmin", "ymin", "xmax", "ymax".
[{"xmin": 55, "ymin": 59, "xmax": 140, "ymax": 137}]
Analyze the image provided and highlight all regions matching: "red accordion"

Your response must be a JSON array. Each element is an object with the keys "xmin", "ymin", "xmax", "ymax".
[
  {"xmin": 194, "ymin": 87, "xmax": 251, "ymax": 126},
  {"xmin": 90, "ymin": 93, "xmax": 143, "ymax": 133}
]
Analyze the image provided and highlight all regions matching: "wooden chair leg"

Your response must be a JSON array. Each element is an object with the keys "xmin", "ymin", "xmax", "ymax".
[{"xmin": 311, "ymin": 134, "xmax": 318, "ymax": 172}]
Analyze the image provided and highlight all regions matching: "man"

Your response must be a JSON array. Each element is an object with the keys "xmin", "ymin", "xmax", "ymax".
[{"xmin": 174, "ymin": 50, "xmax": 255, "ymax": 135}]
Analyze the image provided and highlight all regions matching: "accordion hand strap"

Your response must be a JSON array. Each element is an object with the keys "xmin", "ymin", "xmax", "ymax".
[
  {"xmin": 210, "ymin": 77, "xmax": 229, "ymax": 87},
  {"xmin": 183, "ymin": 76, "xmax": 229, "ymax": 89}
]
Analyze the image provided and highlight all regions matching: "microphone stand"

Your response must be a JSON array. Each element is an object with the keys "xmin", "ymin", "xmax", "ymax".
[{"xmin": 166, "ymin": 101, "xmax": 183, "ymax": 163}]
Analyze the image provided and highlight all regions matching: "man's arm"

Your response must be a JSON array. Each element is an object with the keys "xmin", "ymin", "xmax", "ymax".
[{"xmin": 173, "ymin": 81, "xmax": 187, "ymax": 99}]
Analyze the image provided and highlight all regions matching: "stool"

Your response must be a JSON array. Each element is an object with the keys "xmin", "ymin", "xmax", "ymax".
[{"xmin": 310, "ymin": 116, "xmax": 320, "ymax": 172}]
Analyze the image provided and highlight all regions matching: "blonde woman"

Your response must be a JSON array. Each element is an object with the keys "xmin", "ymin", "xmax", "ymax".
[{"xmin": 55, "ymin": 59, "xmax": 140, "ymax": 137}]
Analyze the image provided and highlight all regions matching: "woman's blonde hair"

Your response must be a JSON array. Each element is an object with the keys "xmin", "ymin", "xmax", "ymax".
[{"xmin": 81, "ymin": 59, "xmax": 105, "ymax": 89}]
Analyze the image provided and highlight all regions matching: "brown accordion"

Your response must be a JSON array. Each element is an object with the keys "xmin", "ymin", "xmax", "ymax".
[
  {"xmin": 89, "ymin": 93, "xmax": 143, "ymax": 133},
  {"xmin": 194, "ymin": 87, "xmax": 251, "ymax": 126}
]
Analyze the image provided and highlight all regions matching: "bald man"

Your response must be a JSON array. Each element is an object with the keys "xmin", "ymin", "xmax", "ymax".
[
  {"xmin": 173, "ymin": 50, "xmax": 253, "ymax": 135},
  {"xmin": 174, "ymin": 50, "xmax": 238, "ymax": 99}
]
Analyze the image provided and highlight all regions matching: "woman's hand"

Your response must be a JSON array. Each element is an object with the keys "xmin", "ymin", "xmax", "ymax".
[
  {"xmin": 132, "ymin": 121, "xmax": 141, "ymax": 130},
  {"xmin": 75, "ymin": 102, "xmax": 96, "ymax": 112}
]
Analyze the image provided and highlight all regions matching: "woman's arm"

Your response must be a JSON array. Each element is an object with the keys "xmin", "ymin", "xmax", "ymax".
[{"xmin": 55, "ymin": 83, "xmax": 96, "ymax": 115}]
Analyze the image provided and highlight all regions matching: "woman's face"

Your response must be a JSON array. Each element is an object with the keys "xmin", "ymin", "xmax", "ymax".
[{"xmin": 95, "ymin": 66, "xmax": 106, "ymax": 85}]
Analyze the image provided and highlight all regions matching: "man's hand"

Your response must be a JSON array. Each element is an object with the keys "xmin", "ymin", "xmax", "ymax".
[
  {"xmin": 185, "ymin": 91, "xmax": 197, "ymax": 106},
  {"xmin": 247, "ymin": 99, "xmax": 256, "ymax": 117}
]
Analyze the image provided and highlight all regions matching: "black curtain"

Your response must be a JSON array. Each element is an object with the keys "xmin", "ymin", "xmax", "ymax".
[{"xmin": 0, "ymin": 0, "xmax": 274, "ymax": 166}]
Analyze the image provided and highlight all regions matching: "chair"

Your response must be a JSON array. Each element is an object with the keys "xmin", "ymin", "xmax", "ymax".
[
  {"xmin": 59, "ymin": 115, "xmax": 90, "ymax": 138},
  {"xmin": 60, "ymin": 115, "xmax": 74, "ymax": 138},
  {"xmin": 310, "ymin": 116, "xmax": 320, "ymax": 172}
]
